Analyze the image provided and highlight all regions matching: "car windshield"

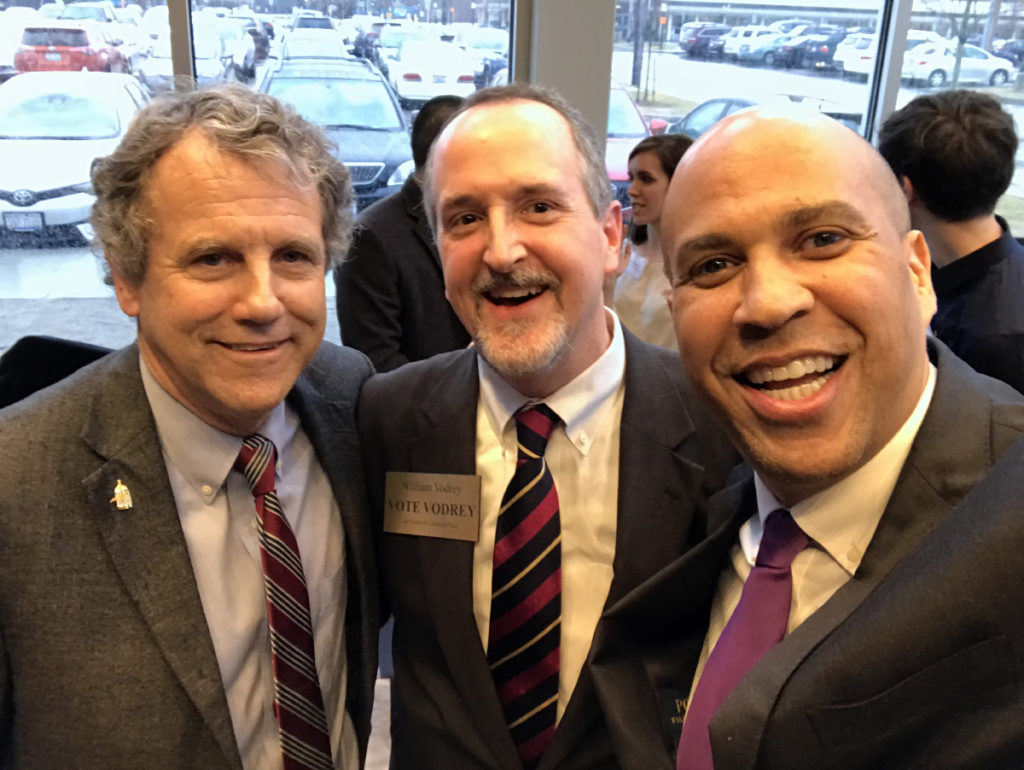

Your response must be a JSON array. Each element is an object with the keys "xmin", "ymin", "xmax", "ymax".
[
  {"xmin": 0, "ymin": 91, "xmax": 119, "ymax": 139},
  {"xmin": 268, "ymin": 77, "xmax": 402, "ymax": 130},
  {"xmin": 59, "ymin": 5, "xmax": 105, "ymax": 21},
  {"xmin": 607, "ymin": 88, "xmax": 647, "ymax": 137},
  {"xmin": 296, "ymin": 17, "xmax": 332, "ymax": 29},
  {"xmin": 22, "ymin": 27, "xmax": 90, "ymax": 47},
  {"xmin": 152, "ymin": 33, "xmax": 219, "ymax": 59},
  {"xmin": 462, "ymin": 28, "xmax": 507, "ymax": 49},
  {"xmin": 378, "ymin": 26, "xmax": 425, "ymax": 48}
]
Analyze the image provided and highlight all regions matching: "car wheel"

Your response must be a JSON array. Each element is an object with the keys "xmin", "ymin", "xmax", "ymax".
[
  {"xmin": 799, "ymin": 54, "xmax": 813, "ymax": 69},
  {"xmin": 991, "ymin": 69, "xmax": 1009, "ymax": 86},
  {"xmin": 764, "ymin": 51, "xmax": 775, "ymax": 65},
  {"xmin": 927, "ymin": 69, "xmax": 947, "ymax": 88}
]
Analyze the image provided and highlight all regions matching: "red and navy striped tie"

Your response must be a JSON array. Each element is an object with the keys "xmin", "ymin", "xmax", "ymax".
[
  {"xmin": 487, "ymin": 404, "xmax": 562, "ymax": 769},
  {"xmin": 235, "ymin": 434, "xmax": 334, "ymax": 770}
]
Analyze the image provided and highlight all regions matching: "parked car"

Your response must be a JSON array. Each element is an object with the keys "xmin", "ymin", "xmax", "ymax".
[
  {"xmin": 58, "ymin": 1, "xmax": 115, "ymax": 25},
  {"xmin": 259, "ymin": 58, "xmax": 413, "ymax": 209},
  {"xmin": 793, "ymin": 26, "xmax": 846, "ymax": 70},
  {"xmin": 280, "ymin": 29, "xmax": 348, "ymax": 60},
  {"xmin": 605, "ymin": 85, "xmax": 667, "ymax": 210},
  {"xmin": 903, "ymin": 42, "xmax": 1015, "ymax": 87},
  {"xmin": 720, "ymin": 25, "xmax": 774, "ymax": 60},
  {"xmin": 136, "ymin": 28, "xmax": 228, "ymax": 93},
  {"xmin": 834, "ymin": 29, "xmax": 944, "ymax": 80},
  {"xmin": 290, "ymin": 14, "xmax": 334, "ymax": 32},
  {"xmin": 767, "ymin": 19, "xmax": 813, "ymax": 34},
  {"xmin": 0, "ymin": 71, "xmax": 149, "ymax": 235},
  {"xmin": 736, "ymin": 32, "xmax": 792, "ymax": 65},
  {"xmin": 834, "ymin": 32, "xmax": 877, "ymax": 79},
  {"xmin": 993, "ymin": 38, "xmax": 1024, "ymax": 67},
  {"xmin": 388, "ymin": 40, "xmax": 476, "ymax": 109},
  {"xmin": 457, "ymin": 26, "xmax": 509, "ymax": 88},
  {"xmin": 14, "ymin": 21, "xmax": 128, "ymax": 73},
  {"xmin": 668, "ymin": 94, "xmax": 862, "ymax": 140},
  {"xmin": 683, "ymin": 24, "xmax": 731, "ymax": 58}
]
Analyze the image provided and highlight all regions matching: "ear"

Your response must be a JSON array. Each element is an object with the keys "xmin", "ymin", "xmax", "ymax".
[
  {"xmin": 600, "ymin": 200, "xmax": 624, "ymax": 277},
  {"xmin": 110, "ymin": 267, "xmax": 141, "ymax": 319},
  {"xmin": 905, "ymin": 229, "xmax": 936, "ymax": 328},
  {"xmin": 899, "ymin": 175, "xmax": 915, "ymax": 204}
]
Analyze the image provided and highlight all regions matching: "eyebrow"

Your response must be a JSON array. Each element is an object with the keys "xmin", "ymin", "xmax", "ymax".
[
  {"xmin": 438, "ymin": 183, "xmax": 567, "ymax": 214},
  {"xmin": 675, "ymin": 200, "xmax": 874, "ymax": 257}
]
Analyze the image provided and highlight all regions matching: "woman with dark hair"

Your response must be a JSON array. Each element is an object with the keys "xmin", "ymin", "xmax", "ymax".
[{"xmin": 613, "ymin": 133, "xmax": 692, "ymax": 348}]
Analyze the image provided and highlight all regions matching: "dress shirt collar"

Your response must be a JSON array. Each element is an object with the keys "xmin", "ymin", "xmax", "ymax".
[
  {"xmin": 139, "ymin": 354, "xmax": 293, "ymax": 503},
  {"xmin": 477, "ymin": 308, "xmax": 626, "ymax": 456},
  {"xmin": 747, "ymin": 362, "xmax": 938, "ymax": 576}
]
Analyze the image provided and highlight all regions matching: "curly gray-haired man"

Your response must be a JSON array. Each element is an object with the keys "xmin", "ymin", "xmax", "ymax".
[{"xmin": 0, "ymin": 84, "xmax": 378, "ymax": 770}]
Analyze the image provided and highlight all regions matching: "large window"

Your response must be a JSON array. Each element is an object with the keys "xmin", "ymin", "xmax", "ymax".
[{"xmin": 0, "ymin": 0, "xmax": 512, "ymax": 357}]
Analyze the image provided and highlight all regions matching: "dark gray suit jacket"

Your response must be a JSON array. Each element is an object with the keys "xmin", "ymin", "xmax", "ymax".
[
  {"xmin": 0, "ymin": 343, "xmax": 378, "ymax": 768},
  {"xmin": 598, "ymin": 340, "xmax": 1024, "ymax": 769},
  {"xmin": 335, "ymin": 177, "xmax": 470, "ymax": 372},
  {"xmin": 358, "ymin": 330, "xmax": 738, "ymax": 769}
]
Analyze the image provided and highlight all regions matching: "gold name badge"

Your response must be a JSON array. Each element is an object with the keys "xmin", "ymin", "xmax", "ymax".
[{"xmin": 383, "ymin": 471, "xmax": 481, "ymax": 542}]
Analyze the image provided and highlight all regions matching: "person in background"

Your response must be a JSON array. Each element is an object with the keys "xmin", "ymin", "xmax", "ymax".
[
  {"xmin": 358, "ymin": 83, "xmax": 735, "ymax": 770},
  {"xmin": 0, "ymin": 85, "xmax": 378, "ymax": 769},
  {"xmin": 613, "ymin": 133, "xmax": 693, "ymax": 349},
  {"xmin": 336, "ymin": 94, "xmax": 470, "ymax": 372},
  {"xmin": 878, "ymin": 89, "xmax": 1024, "ymax": 394}
]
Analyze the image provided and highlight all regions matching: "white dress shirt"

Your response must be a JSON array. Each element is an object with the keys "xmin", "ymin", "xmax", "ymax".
[
  {"xmin": 140, "ymin": 358, "xmax": 358, "ymax": 770},
  {"xmin": 472, "ymin": 309, "xmax": 626, "ymax": 722},
  {"xmin": 687, "ymin": 363, "xmax": 938, "ymax": 706}
]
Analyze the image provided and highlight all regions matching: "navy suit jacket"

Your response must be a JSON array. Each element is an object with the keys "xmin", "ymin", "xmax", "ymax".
[{"xmin": 358, "ymin": 330, "xmax": 737, "ymax": 769}]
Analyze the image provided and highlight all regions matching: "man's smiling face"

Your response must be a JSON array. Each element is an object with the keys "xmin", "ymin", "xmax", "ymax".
[
  {"xmin": 431, "ymin": 99, "xmax": 620, "ymax": 397},
  {"xmin": 663, "ymin": 111, "xmax": 936, "ymax": 505}
]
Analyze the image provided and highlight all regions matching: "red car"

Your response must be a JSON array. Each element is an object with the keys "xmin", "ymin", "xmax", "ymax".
[{"xmin": 14, "ymin": 21, "xmax": 127, "ymax": 74}]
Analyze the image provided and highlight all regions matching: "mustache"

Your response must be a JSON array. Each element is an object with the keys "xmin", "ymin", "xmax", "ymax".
[{"xmin": 472, "ymin": 267, "xmax": 560, "ymax": 294}]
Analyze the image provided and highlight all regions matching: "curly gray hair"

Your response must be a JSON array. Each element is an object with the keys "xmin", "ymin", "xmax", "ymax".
[{"xmin": 91, "ymin": 84, "xmax": 352, "ymax": 285}]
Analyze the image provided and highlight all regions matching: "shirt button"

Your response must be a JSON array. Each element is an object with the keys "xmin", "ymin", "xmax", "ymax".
[
  {"xmin": 201, "ymin": 484, "xmax": 213, "ymax": 496},
  {"xmin": 847, "ymin": 545, "xmax": 861, "ymax": 563},
  {"xmin": 579, "ymin": 433, "xmax": 590, "ymax": 446}
]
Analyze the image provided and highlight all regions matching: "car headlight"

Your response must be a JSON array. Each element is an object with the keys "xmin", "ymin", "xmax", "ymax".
[{"xmin": 387, "ymin": 159, "xmax": 415, "ymax": 187}]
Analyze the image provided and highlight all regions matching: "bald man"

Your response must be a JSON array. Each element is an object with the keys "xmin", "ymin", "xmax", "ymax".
[{"xmin": 597, "ymin": 109, "xmax": 1024, "ymax": 769}]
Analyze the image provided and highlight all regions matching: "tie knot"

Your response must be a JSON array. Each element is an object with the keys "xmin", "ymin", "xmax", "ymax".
[
  {"xmin": 514, "ymin": 403, "xmax": 560, "ymax": 459},
  {"xmin": 234, "ymin": 433, "xmax": 277, "ymax": 497},
  {"xmin": 756, "ymin": 509, "xmax": 809, "ymax": 569}
]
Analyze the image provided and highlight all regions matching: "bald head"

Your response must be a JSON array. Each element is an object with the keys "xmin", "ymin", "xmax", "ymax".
[
  {"xmin": 664, "ymin": 109, "xmax": 910, "ymax": 282},
  {"xmin": 661, "ymin": 106, "xmax": 936, "ymax": 505}
]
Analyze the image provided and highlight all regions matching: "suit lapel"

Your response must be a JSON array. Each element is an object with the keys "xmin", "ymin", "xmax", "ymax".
[
  {"xmin": 544, "ymin": 333, "xmax": 709, "ymax": 768},
  {"xmin": 81, "ymin": 348, "xmax": 241, "ymax": 769},
  {"xmin": 710, "ymin": 342, "xmax": 1008, "ymax": 769},
  {"xmin": 404, "ymin": 351, "xmax": 523, "ymax": 770}
]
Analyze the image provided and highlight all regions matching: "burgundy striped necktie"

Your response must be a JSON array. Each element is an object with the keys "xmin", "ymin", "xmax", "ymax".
[
  {"xmin": 677, "ymin": 508, "xmax": 809, "ymax": 770},
  {"xmin": 235, "ymin": 434, "xmax": 334, "ymax": 770},
  {"xmin": 487, "ymin": 404, "xmax": 562, "ymax": 770}
]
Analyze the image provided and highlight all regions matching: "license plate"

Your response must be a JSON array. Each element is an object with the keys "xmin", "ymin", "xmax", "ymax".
[
  {"xmin": 45, "ymin": 53, "xmax": 62, "ymax": 62},
  {"xmin": 3, "ymin": 212, "xmax": 43, "ymax": 231},
  {"xmin": 433, "ymin": 75, "xmax": 445, "ymax": 83}
]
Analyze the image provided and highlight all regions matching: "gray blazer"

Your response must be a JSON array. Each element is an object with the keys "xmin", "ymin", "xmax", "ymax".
[
  {"xmin": 597, "ymin": 340, "xmax": 1024, "ymax": 769},
  {"xmin": 0, "ymin": 342, "xmax": 378, "ymax": 769},
  {"xmin": 357, "ymin": 329, "xmax": 738, "ymax": 769}
]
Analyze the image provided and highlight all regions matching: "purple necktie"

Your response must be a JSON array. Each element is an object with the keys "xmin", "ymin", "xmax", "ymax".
[{"xmin": 677, "ymin": 508, "xmax": 809, "ymax": 770}]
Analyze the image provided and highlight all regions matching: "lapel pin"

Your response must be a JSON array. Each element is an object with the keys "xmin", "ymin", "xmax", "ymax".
[{"xmin": 109, "ymin": 479, "xmax": 133, "ymax": 511}]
